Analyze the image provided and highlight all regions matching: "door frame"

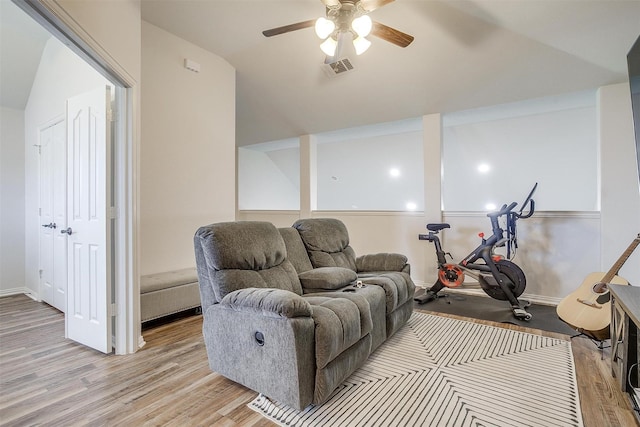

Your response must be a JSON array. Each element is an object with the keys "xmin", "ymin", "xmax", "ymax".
[{"xmin": 15, "ymin": 0, "xmax": 140, "ymax": 354}]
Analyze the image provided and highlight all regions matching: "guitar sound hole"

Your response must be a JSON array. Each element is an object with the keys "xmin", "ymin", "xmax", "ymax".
[{"xmin": 592, "ymin": 282, "xmax": 609, "ymax": 294}]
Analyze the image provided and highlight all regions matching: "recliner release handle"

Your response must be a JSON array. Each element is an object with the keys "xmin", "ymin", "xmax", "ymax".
[{"xmin": 254, "ymin": 331, "xmax": 265, "ymax": 346}]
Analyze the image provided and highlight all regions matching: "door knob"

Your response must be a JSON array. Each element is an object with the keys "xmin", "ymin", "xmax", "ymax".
[{"xmin": 60, "ymin": 227, "xmax": 73, "ymax": 235}]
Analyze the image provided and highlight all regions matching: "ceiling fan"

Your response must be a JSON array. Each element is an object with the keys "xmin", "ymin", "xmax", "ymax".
[{"xmin": 262, "ymin": 0, "xmax": 414, "ymax": 60}]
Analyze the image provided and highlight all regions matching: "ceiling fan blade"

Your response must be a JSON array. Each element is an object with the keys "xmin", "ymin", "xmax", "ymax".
[
  {"xmin": 359, "ymin": 0, "xmax": 395, "ymax": 13},
  {"xmin": 262, "ymin": 20, "xmax": 315, "ymax": 37},
  {"xmin": 370, "ymin": 21, "xmax": 414, "ymax": 47}
]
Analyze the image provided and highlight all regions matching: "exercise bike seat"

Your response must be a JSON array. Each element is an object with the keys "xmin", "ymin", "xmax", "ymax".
[{"xmin": 426, "ymin": 223, "xmax": 450, "ymax": 232}]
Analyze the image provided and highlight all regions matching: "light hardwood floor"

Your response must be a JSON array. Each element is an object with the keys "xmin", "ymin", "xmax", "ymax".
[{"xmin": 1, "ymin": 294, "xmax": 637, "ymax": 426}]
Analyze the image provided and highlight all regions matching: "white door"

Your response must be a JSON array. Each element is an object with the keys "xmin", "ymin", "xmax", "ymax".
[
  {"xmin": 64, "ymin": 86, "xmax": 112, "ymax": 354},
  {"xmin": 39, "ymin": 119, "xmax": 67, "ymax": 312}
]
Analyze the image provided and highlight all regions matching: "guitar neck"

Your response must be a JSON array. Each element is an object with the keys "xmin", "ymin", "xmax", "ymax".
[{"xmin": 602, "ymin": 234, "xmax": 640, "ymax": 283}]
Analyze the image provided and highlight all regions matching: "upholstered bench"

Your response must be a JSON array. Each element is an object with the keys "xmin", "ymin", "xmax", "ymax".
[{"xmin": 140, "ymin": 267, "xmax": 201, "ymax": 322}]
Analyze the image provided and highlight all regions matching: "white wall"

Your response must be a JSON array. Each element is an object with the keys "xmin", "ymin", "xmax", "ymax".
[
  {"xmin": 599, "ymin": 83, "xmax": 640, "ymax": 286},
  {"xmin": 237, "ymin": 210, "xmax": 599, "ymax": 302},
  {"xmin": 438, "ymin": 212, "xmax": 601, "ymax": 302},
  {"xmin": 0, "ymin": 107, "xmax": 26, "ymax": 294},
  {"xmin": 242, "ymin": 92, "xmax": 600, "ymax": 214},
  {"xmin": 443, "ymin": 91, "xmax": 598, "ymax": 212},
  {"xmin": 140, "ymin": 22, "xmax": 236, "ymax": 275},
  {"xmin": 23, "ymin": 37, "xmax": 111, "ymax": 296},
  {"xmin": 337, "ymin": 211, "xmax": 601, "ymax": 302},
  {"xmin": 316, "ymin": 131, "xmax": 424, "ymax": 211},
  {"xmin": 238, "ymin": 147, "xmax": 299, "ymax": 210},
  {"xmin": 57, "ymin": 0, "xmax": 142, "ymax": 81},
  {"xmin": 239, "ymin": 84, "xmax": 640, "ymax": 303}
]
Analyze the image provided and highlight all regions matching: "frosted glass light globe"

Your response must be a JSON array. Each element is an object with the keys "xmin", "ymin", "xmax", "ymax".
[
  {"xmin": 352, "ymin": 15, "xmax": 372, "ymax": 37},
  {"xmin": 315, "ymin": 17, "xmax": 335, "ymax": 39}
]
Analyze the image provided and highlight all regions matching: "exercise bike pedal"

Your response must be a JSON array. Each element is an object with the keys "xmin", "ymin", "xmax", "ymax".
[
  {"xmin": 512, "ymin": 308, "xmax": 532, "ymax": 321},
  {"xmin": 413, "ymin": 289, "xmax": 450, "ymax": 305},
  {"xmin": 415, "ymin": 291, "xmax": 437, "ymax": 304}
]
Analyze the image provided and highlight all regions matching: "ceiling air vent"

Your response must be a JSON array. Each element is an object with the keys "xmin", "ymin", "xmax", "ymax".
[{"xmin": 323, "ymin": 58, "xmax": 355, "ymax": 77}]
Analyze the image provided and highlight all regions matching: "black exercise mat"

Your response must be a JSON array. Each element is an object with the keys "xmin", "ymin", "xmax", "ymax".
[{"xmin": 413, "ymin": 289, "xmax": 577, "ymax": 336}]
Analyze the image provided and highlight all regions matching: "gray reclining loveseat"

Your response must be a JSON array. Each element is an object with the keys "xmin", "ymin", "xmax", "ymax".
[{"xmin": 193, "ymin": 218, "xmax": 415, "ymax": 410}]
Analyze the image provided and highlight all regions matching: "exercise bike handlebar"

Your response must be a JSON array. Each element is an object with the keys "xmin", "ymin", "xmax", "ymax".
[
  {"xmin": 487, "ymin": 202, "xmax": 518, "ymax": 218},
  {"xmin": 516, "ymin": 199, "xmax": 535, "ymax": 219},
  {"xmin": 486, "ymin": 183, "xmax": 538, "ymax": 221},
  {"xmin": 513, "ymin": 182, "xmax": 537, "ymax": 219}
]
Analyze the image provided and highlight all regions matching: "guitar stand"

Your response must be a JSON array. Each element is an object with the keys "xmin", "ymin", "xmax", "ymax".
[{"xmin": 570, "ymin": 331, "xmax": 610, "ymax": 360}]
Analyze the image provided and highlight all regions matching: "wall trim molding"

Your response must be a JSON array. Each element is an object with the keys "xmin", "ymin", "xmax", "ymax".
[
  {"xmin": 239, "ymin": 210, "xmax": 300, "ymax": 216},
  {"xmin": 313, "ymin": 210, "xmax": 425, "ymax": 218},
  {"xmin": 239, "ymin": 209, "xmax": 601, "ymax": 220},
  {"xmin": 444, "ymin": 211, "xmax": 600, "ymax": 219}
]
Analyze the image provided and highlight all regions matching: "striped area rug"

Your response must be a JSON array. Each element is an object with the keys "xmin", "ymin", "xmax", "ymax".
[{"xmin": 248, "ymin": 312, "xmax": 583, "ymax": 427}]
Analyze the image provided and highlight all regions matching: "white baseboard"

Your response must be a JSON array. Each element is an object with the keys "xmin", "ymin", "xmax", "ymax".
[
  {"xmin": 415, "ymin": 284, "xmax": 562, "ymax": 306},
  {"xmin": 138, "ymin": 335, "xmax": 146, "ymax": 349},
  {"xmin": 0, "ymin": 287, "xmax": 39, "ymax": 301}
]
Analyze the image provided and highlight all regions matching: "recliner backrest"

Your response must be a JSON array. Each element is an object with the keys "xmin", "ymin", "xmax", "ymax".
[
  {"xmin": 293, "ymin": 218, "xmax": 357, "ymax": 271},
  {"xmin": 278, "ymin": 227, "xmax": 314, "ymax": 274},
  {"xmin": 194, "ymin": 221, "xmax": 303, "ymax": 310}
]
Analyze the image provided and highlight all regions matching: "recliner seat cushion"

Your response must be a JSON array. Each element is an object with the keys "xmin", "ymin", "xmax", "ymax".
[
  {"xmin": 358, "ymin": 271, "xmax": 415, "ymax": 314},
  {"xmin": 305, "ymin": 287, "xmax": 386, "ymax": 352}
]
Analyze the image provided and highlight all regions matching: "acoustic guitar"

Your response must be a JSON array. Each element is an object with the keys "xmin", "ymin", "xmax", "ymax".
[{"xmin": 556, "ymin": 234, "xmax": 640, "ymax": 340}]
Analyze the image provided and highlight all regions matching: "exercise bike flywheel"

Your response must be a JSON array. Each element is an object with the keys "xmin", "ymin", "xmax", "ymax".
[
  {"xmin": 438, "ymin": 264, "xmax": 465, "ymax": 288},
  {"xmin": 478, "ymin": 260, "xmax": 526, "ymax": 301}
]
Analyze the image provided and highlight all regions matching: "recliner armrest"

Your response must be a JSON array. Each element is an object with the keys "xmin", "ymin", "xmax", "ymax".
[
  {"xmin": 299, "ymin": 267, "xmax": 357, "ymax": 291},
  {"xmin": 356, "ymin": 253, "xmax": 408, "ymax": 273},
  {"xmin": 220, "ymin": 288, "xmax": 312, "ymax": 318},
  {"xmin": 204, "ymin": 301, "xmax": 316, "ymax": 409}
]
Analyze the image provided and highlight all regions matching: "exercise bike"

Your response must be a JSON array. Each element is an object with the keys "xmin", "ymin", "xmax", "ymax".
[{"xmin": 415, "ymin": 183, "xmax": 538, "ymax": 321}]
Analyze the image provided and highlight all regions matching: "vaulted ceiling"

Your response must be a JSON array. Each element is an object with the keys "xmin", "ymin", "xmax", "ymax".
[
  {"xmin": 0, "ymin": 1, "xmax": 49, "ymax": 110},
  {"xmin": 140, "ymin": 0, "xmax": 640, "ymax": 146},
  {"xmin": 3, "ymin": 1, "xmax": 640, "ymax": 147}
]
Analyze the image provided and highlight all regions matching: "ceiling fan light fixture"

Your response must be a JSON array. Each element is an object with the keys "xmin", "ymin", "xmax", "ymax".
[
  {"xmin": 353, "ymin": 36, "xmax": 371, "ymax": 55},
  {"xmin": 351, "ymin": 15, "xmax": 372, "ymax": 37},
  {"xmin": 320, "ymin": 36, "xmax": 338, "ymax": 56},
  {"xmin": 315, "ymin": 17, "xmax": 335, "ymax": 39}
]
